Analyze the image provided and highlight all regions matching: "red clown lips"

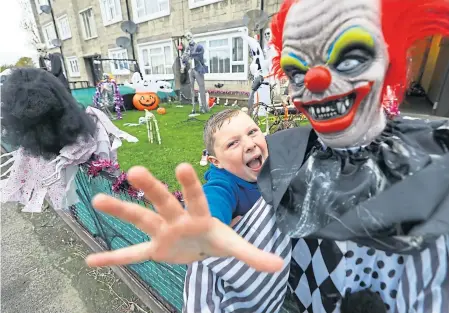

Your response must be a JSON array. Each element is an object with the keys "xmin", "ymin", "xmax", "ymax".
[{"xmin": 293, "ymin": 82, "xmax": 373, "ymax": 134}]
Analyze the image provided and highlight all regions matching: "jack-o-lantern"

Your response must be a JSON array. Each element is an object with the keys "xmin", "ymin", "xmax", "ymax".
[
  {"xmin": 157, "ymin": 107, "xmax": 166, "ymax": 115},
  {"xmin": 133, "ymin": 92, "xmax": 159, "ymax": 111}
]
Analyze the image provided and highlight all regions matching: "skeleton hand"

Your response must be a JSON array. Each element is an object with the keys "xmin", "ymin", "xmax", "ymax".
[{"xmin": 42, "ymin": 156, "xmax": 67, "ymax": 186}]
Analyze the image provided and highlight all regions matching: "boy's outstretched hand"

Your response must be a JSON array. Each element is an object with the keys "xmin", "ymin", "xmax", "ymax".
[{"xmin": 85, "ymin": 163, "xmax": 284, "ymax": 273}]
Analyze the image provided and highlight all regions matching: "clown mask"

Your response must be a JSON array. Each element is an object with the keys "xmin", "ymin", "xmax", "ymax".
[{"xmin": 281, "ymin": 0, "xmax": 389, "ymax": 148}]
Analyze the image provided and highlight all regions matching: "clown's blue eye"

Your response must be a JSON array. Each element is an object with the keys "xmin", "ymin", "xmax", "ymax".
[
  {"xmin": 336, "ymin": 59, "xmax": 361, "ymax": 72},
  {"xmin": 294, "ymin": 73, "xmax": 304, "ymax": 84}
]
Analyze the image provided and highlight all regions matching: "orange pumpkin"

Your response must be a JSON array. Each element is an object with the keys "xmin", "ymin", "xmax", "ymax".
[
  {"xmin": 157, "ymin": 107, "xmax": 166, "ymax": 115},
  {"xmin": 132, "ymin": 92, "xmax": 159, "ymax": 111}
]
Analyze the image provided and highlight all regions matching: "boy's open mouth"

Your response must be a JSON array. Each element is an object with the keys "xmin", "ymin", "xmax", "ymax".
[{"xmin": 246, "ymin": 155, "xmax": 263, "ymax": 171}]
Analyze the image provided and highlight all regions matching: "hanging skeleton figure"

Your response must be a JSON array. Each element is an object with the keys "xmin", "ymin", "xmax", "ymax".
[
  {"xmin": 240, "ymin": 29, "xmax": 271, "ymax": 117},
  {"xmin": 181, "ymin": 31, "xmax": 209, "ymax": 115},
  {"xmin": 0, "ymin": 68, "xmax": 138, "ymax": 213},
  {"xmin": 37, "ymin": 43, "xmax": 70, "ymax": 93},
  {"xmin": 181, "ymin": 1, "xmax": 449, "ymax": 313}
]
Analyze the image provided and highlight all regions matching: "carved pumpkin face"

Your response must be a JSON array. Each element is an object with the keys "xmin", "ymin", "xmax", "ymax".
[{"xmin": 133, "ymin": 92, "xmax": 159, "ymax": 111}]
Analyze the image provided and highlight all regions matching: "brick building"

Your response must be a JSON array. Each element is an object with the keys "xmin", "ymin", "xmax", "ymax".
[{"xmin": 31, "ymin": 0, "xmax": 283, "ymax": 94}]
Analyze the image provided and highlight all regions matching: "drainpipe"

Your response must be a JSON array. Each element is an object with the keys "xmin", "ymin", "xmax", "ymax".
[
  {"xmin": 124, "ymin": 0, "xmax": 141, "ymax": 77},
  {"xmin": 125, "ymin": 0, "xmax": 136, "ymax": 61},
  {"xmin": 432, "ymin": 59, "xmax": 449, "ymax": 116},
  {"xmin": 259, "ymin": 0, "xmax": 264, "ymax": 48},
  {"xmin": 48, "ymin": 1, "xmax": 66, "ymax": 71}
]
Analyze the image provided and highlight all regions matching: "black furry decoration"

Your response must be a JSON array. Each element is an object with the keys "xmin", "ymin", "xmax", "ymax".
[
  {"xmin": 1, "ymin": 68, "xmax": 96, "ymax": 160},
  {"xmin": 340, "ymin": 289, "xmax": 387, "ymax": 313}
]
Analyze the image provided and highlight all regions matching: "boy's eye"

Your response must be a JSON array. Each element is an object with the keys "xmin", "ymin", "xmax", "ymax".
[
  {"xmin": 248, "ymin": 128, "xmax": 258, "ymax": 136},
  {"xmin": 227, "ymin": 141, "xmax": 237, "ymax": 148}
]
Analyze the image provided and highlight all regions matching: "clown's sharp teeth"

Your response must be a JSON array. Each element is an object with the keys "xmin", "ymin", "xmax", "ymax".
[
  {"xmin": 316, "ymin": 107, "xmax": 321, "ymax": 114},
  {"xmin": 336, "ymin": 102, "xmax": 342, "ymax": 113},
  {"xmin": 345, "ymin": 99, "xmax": 350, "ymax": 107},
  {"xmin": 341, "ymin": 105, "xmax": 347, "ymax": 114},
  {"xmin": 311, "ymin": 107, "xmax": 315, "ymax": 116},
  {"xmin": 326, "ymin": 106, "xmax": 330, "ymax": 112}
]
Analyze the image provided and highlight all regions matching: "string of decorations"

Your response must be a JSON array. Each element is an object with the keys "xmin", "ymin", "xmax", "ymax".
[
  {"xmin": 86, "ymin": 159, "xmax": 184, "ymax": 202},
  {"xmin": 194, "ymin": 89, "xmax": 251, "ymax": 96}
]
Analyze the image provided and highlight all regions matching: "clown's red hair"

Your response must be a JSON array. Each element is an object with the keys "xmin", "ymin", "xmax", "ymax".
[
  {"xmin": 270, "ymin": 0, "xmax": 297, "ymax": 79},
  {"xmin": 271, "ymin": 0, "xmax": 449, "ymax": 103}
]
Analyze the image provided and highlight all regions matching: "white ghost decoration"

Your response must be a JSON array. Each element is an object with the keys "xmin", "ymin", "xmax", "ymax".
[
  {"xmin": 124, "ymin": 72, "xmax": 173, "ymax": 94},
  {"xmin": 238, "ymin": 29, "xmax": 271, "ymax": 108},
  {"xmin": 239, "ymin": 29, "xmax": 270, "ymax": 78}
]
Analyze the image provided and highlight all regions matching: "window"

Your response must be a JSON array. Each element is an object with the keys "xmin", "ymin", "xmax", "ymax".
[
  {"xmin": 138, "ymin": 40, "xmax": 174, "ymax": 80},
  {"xmin": 79, "ymin": 8, "xmax": 98, "ymax": 40},
  {"xmin": 66, "ymin": 57, "xmax": 80, "ymax": 77},
  {"xmin": 99, "ymin": 0, "xmax": 123, "ymax": 26},
  {"xmin": 193, "ymin": 28, "xmax": 247, "ymax": 80},
  {"xmin": 42, "ymin": 23, "xmax": 57, "ymax": 48},
  {"xmin": 108, "ymin": 48, "xmax": 130, "ymax": 75},
  {"xmin": 35, "ymin": 0, "xmax": 49, "ymax": 14},
  {"xmin": 188, "ymin": 0, "xmax": 223, "ymax": 9},
  {"xmin": 132, "ymin": 0, "xmax": 170, "ymax": 23},
  {"xmin": 56, "ymin": 15, "xmax": 72, "ymax": 40}
]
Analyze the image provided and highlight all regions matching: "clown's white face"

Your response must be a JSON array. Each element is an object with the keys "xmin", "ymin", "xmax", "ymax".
[{"xmin": 282, "ymin": 0, "xmax": 389, "ymax": 148}]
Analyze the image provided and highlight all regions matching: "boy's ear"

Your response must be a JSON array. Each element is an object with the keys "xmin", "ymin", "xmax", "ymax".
[{"xmin": 207, "ymin": 155, "xmax": 222, "ymax": 168}]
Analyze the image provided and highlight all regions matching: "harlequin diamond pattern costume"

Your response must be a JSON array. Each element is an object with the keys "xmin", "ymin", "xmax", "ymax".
[{"xmin": 258, "ymin": 0, "xmax": 449, "ymax": 312}]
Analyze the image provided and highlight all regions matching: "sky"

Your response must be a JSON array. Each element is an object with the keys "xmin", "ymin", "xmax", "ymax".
[{"xmin": 0, "ymin": 0, "xmax": 38, "ymax": 66}]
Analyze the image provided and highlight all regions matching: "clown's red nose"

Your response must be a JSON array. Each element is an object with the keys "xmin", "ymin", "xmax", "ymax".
[{"xmin": 304, "ymin": 66, "xmax": 332, "ymax": 93}]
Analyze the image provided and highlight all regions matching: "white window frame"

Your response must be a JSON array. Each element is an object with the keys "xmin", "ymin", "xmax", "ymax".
[
  {"xmin": 137, "ymin": 39, "xmax": 174, "ymax": 80},
  {"xmin": 35, "ymin": 0, "xmax": 49, "ymax": 14},
  {"xmin": 66, "ymin": 56, "xmax": 81, "ymax": 77},
  {"xmin": 188, "ymin": 0, "xmax": 223, "ymax": 9},
  {"xmin": 99, "ymin": 0, "xmax": 123, "ymax": 26},
  {"xmin": 42, "ymin": 22, "xmax": 57, "ymax": 49},
  {"xmin": 56, "ymin": 15, "xmax": 72, "ymax": 40},
  {"xmin": 79, "ymin": 7, "xmax": 98, "ymax": 40},
  {"xmin": 108, "ymin": 48, "xmax": 131, "ymax": 76},
  {"xmin": 131, "ymin": 0, "xmax": 171, "ymax": 24},
  {"xmin": 193, "ymin": 28, "xmax": 248, "ymax": 81}
]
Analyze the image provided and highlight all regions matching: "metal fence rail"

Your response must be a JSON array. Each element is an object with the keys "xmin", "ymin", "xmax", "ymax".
[{"xmin": 1, "ymin": 141, "xmax": 297, "ymax": 313}]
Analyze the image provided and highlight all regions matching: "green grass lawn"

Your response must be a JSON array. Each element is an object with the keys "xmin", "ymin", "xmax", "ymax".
[
  {"xmin": 113, "ymin": 104, "xmax": 228, "ymax": 191},
  {"xmin": 112, "ymin": 103, "xmax": 309, "ymax": 191}
]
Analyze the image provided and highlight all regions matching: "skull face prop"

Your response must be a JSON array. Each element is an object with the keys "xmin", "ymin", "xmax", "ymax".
[
  {"xmin": 184, "ymin": 31, "xmax": 195, "ymax": 46},
  {"xmin": 263, "ymin": 28, "xmax": 272, "ymax": 43},
  {"xmin": 36, "ymin": 43, "xmax": 48, "ymax": 59},
  {"xmin": 280, "ymin": 0, "xmax": 388, "ymax": 148}
]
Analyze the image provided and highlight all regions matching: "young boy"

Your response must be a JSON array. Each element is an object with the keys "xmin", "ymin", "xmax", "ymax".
[{"xmin": 202, "ymin": 109, "xmax": 268, "ymax": 225}]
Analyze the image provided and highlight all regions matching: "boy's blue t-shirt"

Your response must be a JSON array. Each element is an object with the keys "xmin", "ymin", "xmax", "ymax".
[{"xmin": 203, "ymin": 164, "xmax": 261, "ymax": 225}]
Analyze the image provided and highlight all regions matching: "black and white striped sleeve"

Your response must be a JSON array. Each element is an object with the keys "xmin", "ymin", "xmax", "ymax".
[
  {"xmin": 182, "ymin": 198, "xmax": 292, "ymax": 313},
  {"xmin": 395, "ymin": 234, "xmax": 449, "ymax": 313},
  {"xmin": 183, "ymin": 261, "xmax": 223, "ymax": 313}
]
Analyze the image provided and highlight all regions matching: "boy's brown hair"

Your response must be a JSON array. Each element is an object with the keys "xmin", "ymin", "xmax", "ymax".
[{"xmin": 203, "ymin": 109, "xmax": 241, "ymax": 156}]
